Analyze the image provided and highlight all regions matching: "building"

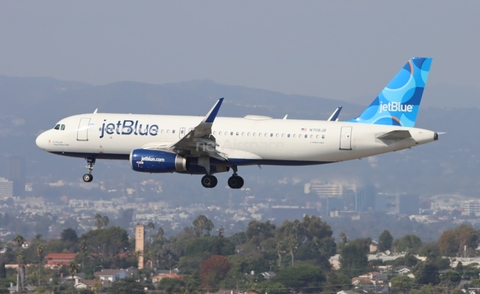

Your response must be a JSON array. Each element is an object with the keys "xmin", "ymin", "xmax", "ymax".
[
  {"xmin": 45, "ymin": 253, "xmax": 76, "ymax": 266},
  {"xmin": 355, "ymin": 185, "xmax": 376, "ymax": 212},
  {"xmin": 0, "ymin": 177, "xmax": 13, "ymax": 197},
  {"xmin": 5, "ymin": 156, "xmax": 25, "ymax": 197},
  {"xmin": 135, "ymin": 225, "xmax": 145, "ymax": 269},
  {"xmin": 463, "ymin": 201, "xmax": 480, "ymax": 215},
  {"xmin": 94, "ymin": 269, "xmax": 129, "ymax": 282}
]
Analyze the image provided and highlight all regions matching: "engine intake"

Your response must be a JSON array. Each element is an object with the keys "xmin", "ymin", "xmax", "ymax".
[{"xmin": 130, "ymin": 149, "xmax": 187, "ymax": 173}]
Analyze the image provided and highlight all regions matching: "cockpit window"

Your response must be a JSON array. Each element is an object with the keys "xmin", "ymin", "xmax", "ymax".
[{"xmin": 53, "ymin": 124, "xmax": 66, "ymax": 130}]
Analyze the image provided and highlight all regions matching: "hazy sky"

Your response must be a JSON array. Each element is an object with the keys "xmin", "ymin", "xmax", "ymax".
[{"xmin": 1, "ymin": 1, "xmax": 480, "ymax": 102}]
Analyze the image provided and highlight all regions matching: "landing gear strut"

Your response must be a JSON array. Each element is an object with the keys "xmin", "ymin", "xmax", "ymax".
[
  {"xmin": 201, "ymin": 175, "xmax": 218, "ymax": 188},
  {"xmin": 83, "ymin": 157, "xmax": 96, "ymax": 182},
  {"xmin": 228, "ymin": 166, "xmax": 244, "ymax": 189}
]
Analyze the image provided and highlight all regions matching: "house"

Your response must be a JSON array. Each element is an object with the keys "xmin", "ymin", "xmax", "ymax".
[
  {"xmin": 45, "ymin": 253, "xmax": 76, "ymax": 266},
  {"xmin": 94, "ymin": 269, "xmax": 129, "ymax": 282},
  {"xmin": 152, "ymin": 272, "xmax": 185, "ymax": 284}
]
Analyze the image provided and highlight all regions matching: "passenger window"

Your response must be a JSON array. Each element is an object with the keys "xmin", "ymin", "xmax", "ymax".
[
  {"xmin": 230, "ymin": 132, "xmax": 233, "ymax": 136},
  {"xmin": 293, "ymin": 134, "xmax": 296, "ymax": 138},
  {"xmin": 236, "ymin": 132, "xmax": 239, "ymax": 136},
  {"xmin": 259, "ymin": 133, "xmax": 262, "ymax": 137},
  {"xmin": 304, "ymin": 134, "xmax": 308, "ymax": 138},
  {"xmin": 270, "ymin": 133, "xmax": 273, "ymax": 137},
  {"xmin": 172, "ymin": 130, "xmax": 175, "ymax": 134},
  {"xmin": 287, "ymin": 134, "xmax": 290, "ymax": 138}
]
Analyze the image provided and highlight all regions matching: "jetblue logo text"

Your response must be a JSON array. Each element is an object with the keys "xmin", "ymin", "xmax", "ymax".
[
  {"xmin": 378, "ymin": 101, "xmax": 413, "ymax": 113},
  {"xmin": 100, "ymin": 120, "xmax": 159, "ymax": 138}
]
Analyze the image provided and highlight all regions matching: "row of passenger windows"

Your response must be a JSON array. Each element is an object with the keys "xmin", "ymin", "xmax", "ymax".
[
  {"xmin": 53, "ymin": 124, "xmax": 66, "ymax": 130},
  {"xmin": 212, "ymin": 131, "xmax": 324, "ymax": 139},
  {"xmin": 152, "ymin": 129, "xmax": 324, "ymax": 139}
]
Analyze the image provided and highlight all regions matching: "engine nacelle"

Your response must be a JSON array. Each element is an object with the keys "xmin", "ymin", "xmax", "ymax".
[{"xmin": 130, "ymin": 149, "xmax": 188, "ymax": 173}]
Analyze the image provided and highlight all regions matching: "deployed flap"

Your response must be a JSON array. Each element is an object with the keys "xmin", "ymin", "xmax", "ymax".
[{"xmin": 376, "ymin": 130, "xmax": 412, "ymax": 140}]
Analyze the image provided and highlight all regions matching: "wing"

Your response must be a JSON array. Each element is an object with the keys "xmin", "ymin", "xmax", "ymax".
[{"xmin": 172, "ymin": 98, "xmax": 227, "ymax": 161}]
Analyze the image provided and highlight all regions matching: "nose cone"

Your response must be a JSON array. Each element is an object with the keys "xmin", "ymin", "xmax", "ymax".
[{"xmin": 36, "ymin": 131, "xmax": 49, "ymax": 150}]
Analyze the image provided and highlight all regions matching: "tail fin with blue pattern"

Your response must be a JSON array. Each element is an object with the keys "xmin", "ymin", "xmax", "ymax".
[{"xmin": 348, "ymin": 57, "xmax": 432, "ymax": 127}]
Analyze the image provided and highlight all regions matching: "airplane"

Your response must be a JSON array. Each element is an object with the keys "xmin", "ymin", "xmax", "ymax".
[{"xmin": 36, "ymin": 57, "xmax": 437, "ymax": 189}]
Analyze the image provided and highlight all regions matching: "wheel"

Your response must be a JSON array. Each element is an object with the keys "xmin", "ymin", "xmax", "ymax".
[
  {"xmin": 201, "ymin": 175, "xmax": 217, "ymax": 188},
  {"xmin": 228, "ymin": 176, "xmax": 244, "ymax": 189},
  {"xmin": 83, "ymin": 173, "xmax": 93, "ymax": 182}
]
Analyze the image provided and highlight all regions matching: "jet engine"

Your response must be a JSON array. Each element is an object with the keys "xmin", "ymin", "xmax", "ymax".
[{"xmin": 130, "ymin": 149, "xmax": 188, "ymax": 173}]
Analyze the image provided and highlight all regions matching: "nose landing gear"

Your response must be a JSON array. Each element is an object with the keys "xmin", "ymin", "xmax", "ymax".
[{"xmin": 83, "ymin": 158, "xmax": 96, "ymax": 182}]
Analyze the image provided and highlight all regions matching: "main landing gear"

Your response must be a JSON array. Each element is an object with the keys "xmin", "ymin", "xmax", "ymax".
[
  {"xmin": 201, "ymin": 166, "xmax": 244, "ymax": 189},
  {"xmin": 82, "ymin": 157, "xmax": 95, "ymax": 182}
]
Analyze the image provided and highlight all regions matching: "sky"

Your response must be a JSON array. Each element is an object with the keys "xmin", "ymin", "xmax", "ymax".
[{"xmin": 1, "ymin": 1, "xmax": 480, "ymax": 103}]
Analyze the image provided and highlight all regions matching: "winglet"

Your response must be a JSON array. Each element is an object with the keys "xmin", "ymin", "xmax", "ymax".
[{"xmin": 204, "ymin": 98, "xmax": 224, "ymax": 123}]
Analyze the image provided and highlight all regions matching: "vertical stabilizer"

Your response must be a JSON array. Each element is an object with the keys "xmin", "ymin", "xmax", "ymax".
[{"xmin": 348, "ymin": 57, "xmax": 432, "ymax": 127}]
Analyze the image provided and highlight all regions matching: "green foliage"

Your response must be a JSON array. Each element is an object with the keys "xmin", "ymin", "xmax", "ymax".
[
  {"xmin": 61, "ymin": 228, "xmax": 78, "ymax": 244},
  {"xmin": 390, "ymin": 275, "xmax": 416, "ymax": 293},
  {"xmin": 80, "ymin": 226, "xmax": 129, "ymax": 264},
  {"xmin": 393, "ymin": 234, "xmax": 422, "ymax": 253},
  {"xmin": 192, "ymin": 215, "xmax": 214, "ymax": 237},
  {"xmin": 378, "ymin": 229, "xmax": 393, "ymax": 252},
  {"xmin": 273, "ymin": 263, "xmax": 326, "ymax": 293},
  {"xmin": 439, "ymin": 269, "xmax": 461, "ymax": 288},
  {"xmin": 389, "ymin": 252, "xmax": 420, "ymax": 267},
  {"xmin": 255, "ymin": 280, "xmax": 289, "ymax": 294},
  {"xmin": 157, "ymin": 278, "xmax": 185, "ymax": 293},
  {"xmin": 410, "ymin": 284, "xmax": 449, "ymax": 294},
  {"xmin": 339, "ymin": 238, "xmax": 370, "ymax": 277},
  {"xmin": 107, "ymin": 277, "xmax": 145, "ymax": 294},
  {"xmin": 414, "ymin": 256, "xmax": 440, "ymax": 285},
  {"xmin": 185, "ymin": 236, "xmax": 235, "ymax": 257}
]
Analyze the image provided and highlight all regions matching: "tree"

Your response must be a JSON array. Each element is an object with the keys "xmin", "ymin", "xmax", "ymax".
[
  {"xmin": 94, "ymin": 213, "xmax": 103, "ymax": 229},
  {"xmin": 16, "ymin": 251, "xmax": 26, "ymax": 291},
  {"xmin": 61, "ymin": 228, "xmax": 78, "ymax": 244},
  {"xmin": 147, "ymin": 222, "xmax": 155, "ymax": 243},
  {"xmin": 438, "ymin": 224, "xmax": 478, "ymax": 257},
  {"xmin": 339, "ymin": 238, "xmax": 370, "ymax": 277},
  {"xmin": 107, "ymin": 277, "xmax": 145, "ymax": 294},
  {"xmin": 414, "ymin": 255, "xmax": 440, "ymax": 286},
  {"xmin": 273, "ymin": 263, "xmax": 326, "ymax": 293},
  {"xmin": 68, "ymin": 260, "xmax": 79, "ymax": 279},
  {"xmin": 439, "ymin": 270, "xmax": 461, "ymax": 289},
  {"xmin": 79, "ymin": 239, "xmax": 87, "ymax": 273},
  {"xmin": 199, "ymin": 255, "xmax": 231, "ymax": 292},
  {"xmin": 13, "ymin": 234, "xmax": 24, "ymax": 248},
  {"xmin": 276, "ymin": 241, "xmax": 287, "ymax": 267},
  {"xmin": 378, "ymin": 229, "xmax": 393, "ymax": 252},
  {"xmin": 393, "ymin": 234, "xmax": 422, "ymax": 253},
  {"xmin": 157, "ymin": 278, "xmax": 185, "ymax": 293},
  {"xmin": 102, "ymin": 215, "xmax": 109, "ymax": 228},
  {"xmin": 192, "ymin": 215, "xmax": 214, "ymax": 237},
  {"xmin": 36, "ymin": 243, "xmax": 45, "ymax": 286},
  {"xmin": 390, "ymin": 275, "xmax": 415, "ymax": 293}
]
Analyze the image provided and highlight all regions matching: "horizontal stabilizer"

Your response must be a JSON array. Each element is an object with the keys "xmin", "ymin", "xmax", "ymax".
[{"xmin": 376, "ymin": 130, "xmax": 412, "ymax": 140}]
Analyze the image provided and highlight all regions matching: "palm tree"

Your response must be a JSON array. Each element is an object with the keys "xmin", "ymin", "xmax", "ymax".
[
  {"xmin": 79, "ymin": 240, "xmax": 87, "ymax": 273},
  {"xmin": 16, "ymin": 251, "xmax": 26, "ymax": 291},
  {"xmin": 68, "ymin": 260, "xmax": 79, "ymax": 280},
  {"xmin": 101, "ymin": 215, "xmax": 109, "ymax": 228},
  {"xmin": 13, "ymin": 234, "xmax": 24, "ymax": 249},
  {"xmin": 36, "ymin": 243, "xmax": 45, "ymax": 286},
  {"xmin": 147, "ymin": 222, "xmax": 155, "ymax": 243},
  {"xmin": 94, "ymin": 213, "xmax": 102, "ymax": 229},
  {"xmin": 276, "ymin": 241, "xmax": 286, "ymax": 267},
  {"xmin": 157, "ymin": 227, "xmax": 165, "ymax": 241}
]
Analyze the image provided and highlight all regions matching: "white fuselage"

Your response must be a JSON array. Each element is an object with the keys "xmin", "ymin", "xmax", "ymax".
[{"xmin": 36, "ymin": 113, "xmax": 437, "ymax": 167}]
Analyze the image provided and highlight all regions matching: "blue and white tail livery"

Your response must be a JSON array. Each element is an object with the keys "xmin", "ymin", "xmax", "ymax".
[
  {"xmin": 348, "ymin": 57, "xmax": 432, "ymax": 127},
  {"xmin": 36, "ymin": 57, "xmax": 438, "ymax": 189}
]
